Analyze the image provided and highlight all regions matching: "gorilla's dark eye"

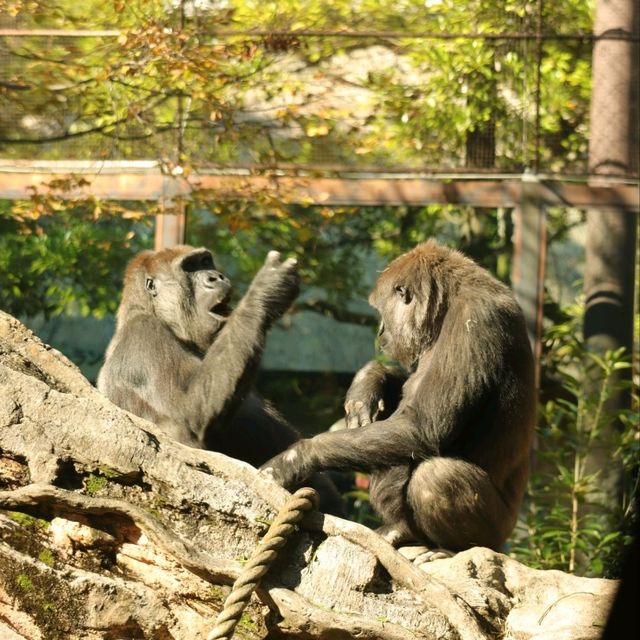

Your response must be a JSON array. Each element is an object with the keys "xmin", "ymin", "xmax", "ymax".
[
  {"xmin": 145, "ymin": 277, "xmax": 156, "ymax": 294},
  {"xmin": 395, "ymin": 285, "xmax": 412, "ymax": 304}
]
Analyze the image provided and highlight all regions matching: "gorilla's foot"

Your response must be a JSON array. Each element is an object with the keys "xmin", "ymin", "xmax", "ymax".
[
  {"xmin": 414, "ymin": 548, "xmax": 455, "ymax": 565},
  {"xmin": 397, "ymin": 544, "xmax": 455, "ymax": 566}
]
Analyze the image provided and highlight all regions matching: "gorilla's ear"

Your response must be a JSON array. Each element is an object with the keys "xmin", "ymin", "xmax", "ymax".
[
  {"xmin": 145, "ymin": 277, "xmax": 157, "ymax": 297},
  {"xmin": 394, "ymin": 285, "xmax": 412, "ymax": 304}
]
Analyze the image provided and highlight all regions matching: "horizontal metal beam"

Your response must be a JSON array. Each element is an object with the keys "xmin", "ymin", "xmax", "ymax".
[{"xmin": 0, "ymin": 162, "xmax": 637, "ymax": 209}]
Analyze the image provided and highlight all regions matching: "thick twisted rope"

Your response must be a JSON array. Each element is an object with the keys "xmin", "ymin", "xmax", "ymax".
[{"xmin": 206, "ymin": 486, "xmax": 320, "ymax": 640}]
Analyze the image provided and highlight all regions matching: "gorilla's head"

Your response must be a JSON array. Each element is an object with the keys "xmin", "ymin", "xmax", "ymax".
[
  {"xmin": 369, "ymin": 240, "xmax": 457, "ymax": 369},
  {"xmin": 120, "ymin": 245, "xmax": 232, "ymax": 351}
]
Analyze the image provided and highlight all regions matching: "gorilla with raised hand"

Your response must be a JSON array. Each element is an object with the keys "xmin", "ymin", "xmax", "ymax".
[
  {"xmin": 98, "ymin": 245, "xmax": 342, "ymax": 513},
  {"xmin": 262, "ymin": 240, "xmax": 536, "ymax": 553}
]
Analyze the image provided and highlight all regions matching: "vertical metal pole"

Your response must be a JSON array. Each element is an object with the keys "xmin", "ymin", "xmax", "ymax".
[
  {"xmin": 511, "ymin": 177, "xmax": 547, "ymax": 389},
  {"xmin": 588, "ymin": 0, "xmax": 636, "ymax": 177},
  {"xmin": 155, "ymin": 173, "xmax": 187, "ymax": 250},
  {"xmin": 155, "ymin": 0, "xmax": 189, "ymax": 252},
  {"xmin": 154, "ymin": 199, "xmax": 187, "ymax": 250},
  {"xmin": 579, "ymin": 0, "xmax": 638, "ymax": 534},
  {"xmin": 177, "ymin": 0, "xmax": 187, "ymax": 166}
]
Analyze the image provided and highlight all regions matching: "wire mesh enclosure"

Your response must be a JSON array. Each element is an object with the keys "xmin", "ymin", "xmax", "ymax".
[{"xmin": 1, "ymin": 0, "xmax": 637, "ymax": 179}]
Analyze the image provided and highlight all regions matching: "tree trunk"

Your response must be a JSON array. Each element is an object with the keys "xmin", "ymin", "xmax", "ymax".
[
  {"xmin": 583, "ymin": 0, "xmax": 639, "ymax": 514},
  {"xmin": 0, "ymin": 311, "xmax": 617, "ymax": 639},
  {"xmin": 588, "ymin": 0, "xmax": 637, "ymax": 178}
]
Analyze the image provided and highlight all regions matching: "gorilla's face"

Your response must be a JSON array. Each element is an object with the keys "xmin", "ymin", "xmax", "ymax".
[
  {"xmin": 144, "ymin": 247, "xmax": 232, "ymax": 350},
  {"xmin": 370, "ymin": 279, "xmax": 419, "ymax": 369},
  {"xmin": 369, "ymin": 240, "xmax": 453, "ymax": 370},
  {"xmin": 179, "ymin": 249, "xmax": 232, "ymax": 323}
]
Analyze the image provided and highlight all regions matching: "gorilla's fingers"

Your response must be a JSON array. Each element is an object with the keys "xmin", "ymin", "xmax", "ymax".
[
  {"xmin": 370, "ymin": 398, "xmax": 385, "ymax": 422},
  {"xmin": 263, "ymin": 251, "xmax": 298, "ymax": 277},
  {"xmin": 259, "ymin": 462, "xmax": 294, "ymax": 489},
  {"xmin": 265, "ymin": 250, "xmax": 282, "ymax": 267},
  {"xmin": 346, "ymin": 411, "xmax": 370, "ymax": 429},
  {"xmin": 345, "ymin": 399, "xmax": 375, "ymax": 429},
  {"xmin": 344, "ymin": 400, "xmax": 358, "ymax": 429},
  {"xmin": 414, "ymin": 549, "xmax": 455, "ymax": 564},
  {"xmin": 260, "ymin": 466, "xmax": 277, "ymax": 482}
]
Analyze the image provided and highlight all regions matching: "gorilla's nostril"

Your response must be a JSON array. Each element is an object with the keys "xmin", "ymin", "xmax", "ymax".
[{"xmin": 204, "ymin": 271, "xmax": 224, "ymax": 287}]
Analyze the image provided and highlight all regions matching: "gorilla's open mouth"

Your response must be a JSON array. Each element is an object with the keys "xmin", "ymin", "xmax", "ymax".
[{"xmin": 209, "ymin": 295, "xmax": 232, "ymax": 321}]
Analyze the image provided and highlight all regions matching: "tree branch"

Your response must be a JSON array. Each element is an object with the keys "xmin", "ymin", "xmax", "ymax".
[{"xmin": 0, "ymin": 483, "xmax": 239, "ymax": 584}]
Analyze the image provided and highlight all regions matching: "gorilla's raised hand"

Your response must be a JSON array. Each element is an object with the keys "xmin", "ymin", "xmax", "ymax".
[{"xmin": 247, "ymin": 250, "xmax": 300, "ymax": 325}]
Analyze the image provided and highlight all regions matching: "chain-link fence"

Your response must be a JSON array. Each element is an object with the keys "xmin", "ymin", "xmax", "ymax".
[{"xmin": 1, "ymin": 1, "xmax": 638, "ymax": 179}]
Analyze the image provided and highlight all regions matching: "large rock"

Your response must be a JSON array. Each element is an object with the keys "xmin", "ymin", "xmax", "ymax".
[
  {"xmin": 0, "ymin": 311, "xmax": 617, "ymax": 639},
  {"xmin": 421, "ymin": 547, "xmax": 614, "ymax": 640}
]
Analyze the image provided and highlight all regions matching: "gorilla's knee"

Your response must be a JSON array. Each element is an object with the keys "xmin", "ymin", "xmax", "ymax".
[{"xmin": 407, "ymin": 458, "xmax": 507, "ymax": 551}]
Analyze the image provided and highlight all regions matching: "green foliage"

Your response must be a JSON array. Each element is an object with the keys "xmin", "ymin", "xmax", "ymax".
[
  {"xmin": 37, "ymin": 549, "xmax": 56, "ymax": 567},
  {"xmin": 15, "ymin": 573, "xmax": 34, "ymax": 590},
  {"xmin": 188, "ymin": 202, "xmax": 512, "ymax": 308},
  {"xmin": 256, "ymin": 372, "xmax": 352, "ymax": 436},
  {"xmin": 7, "ymin": 511, "xmax": 38, "ymax": 526},
  {"xmin": 238, "ymin": 612, "xmax": 258, "ymax": 631},
  {"xmin": 7, "ymin": 511, "xmax": 50, "ymax": 529},
  {"xmin": 0, "ymin": 179, "xmax": 153, "ymax": 318},
  {"xmin": 343, "ymin": 477, "xmax": 381, "ymax": 529},
  {"xmin": 1, "ymin": 0, "xmax": 594, "ymax": 174},
  {"xmin": 510, "ymin": 303, "xmax": 638, "ymax": 577},
  {"xmin": 85, "ymin": 473, "xmax": 108, "ymax": 495}
]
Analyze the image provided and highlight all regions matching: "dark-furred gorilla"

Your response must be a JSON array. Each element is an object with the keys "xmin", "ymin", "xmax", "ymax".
[
  {"xmin": 97, "ymin": 245, "xmax": 342, "ymax": 513},
  {"xmin": 262, "ymin": 240, "xmax": 536, "ymax": 552}
]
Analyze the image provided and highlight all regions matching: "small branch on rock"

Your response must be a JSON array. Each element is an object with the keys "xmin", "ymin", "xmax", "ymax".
[{"xmin": 311, "ymin": 513, "xmax": 488, "ymax": 639}]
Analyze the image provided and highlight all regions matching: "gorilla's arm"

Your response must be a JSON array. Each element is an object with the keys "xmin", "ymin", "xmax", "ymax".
[
  {"xmin": 344, "ymin": 361, "xmax": 407, "ymax": 428},
  {"xmin": 183, "ymin": 253, "xmax": 298, "ymax": 431},
  {"xmin": 261, "ymin": 412, "xmax": 435, "ymax": 489}
]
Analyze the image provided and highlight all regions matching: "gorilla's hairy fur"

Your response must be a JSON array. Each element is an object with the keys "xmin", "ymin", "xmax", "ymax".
[{"xmin": 262, "ymin": 240, "xmax": 535, "ymax": 551}]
